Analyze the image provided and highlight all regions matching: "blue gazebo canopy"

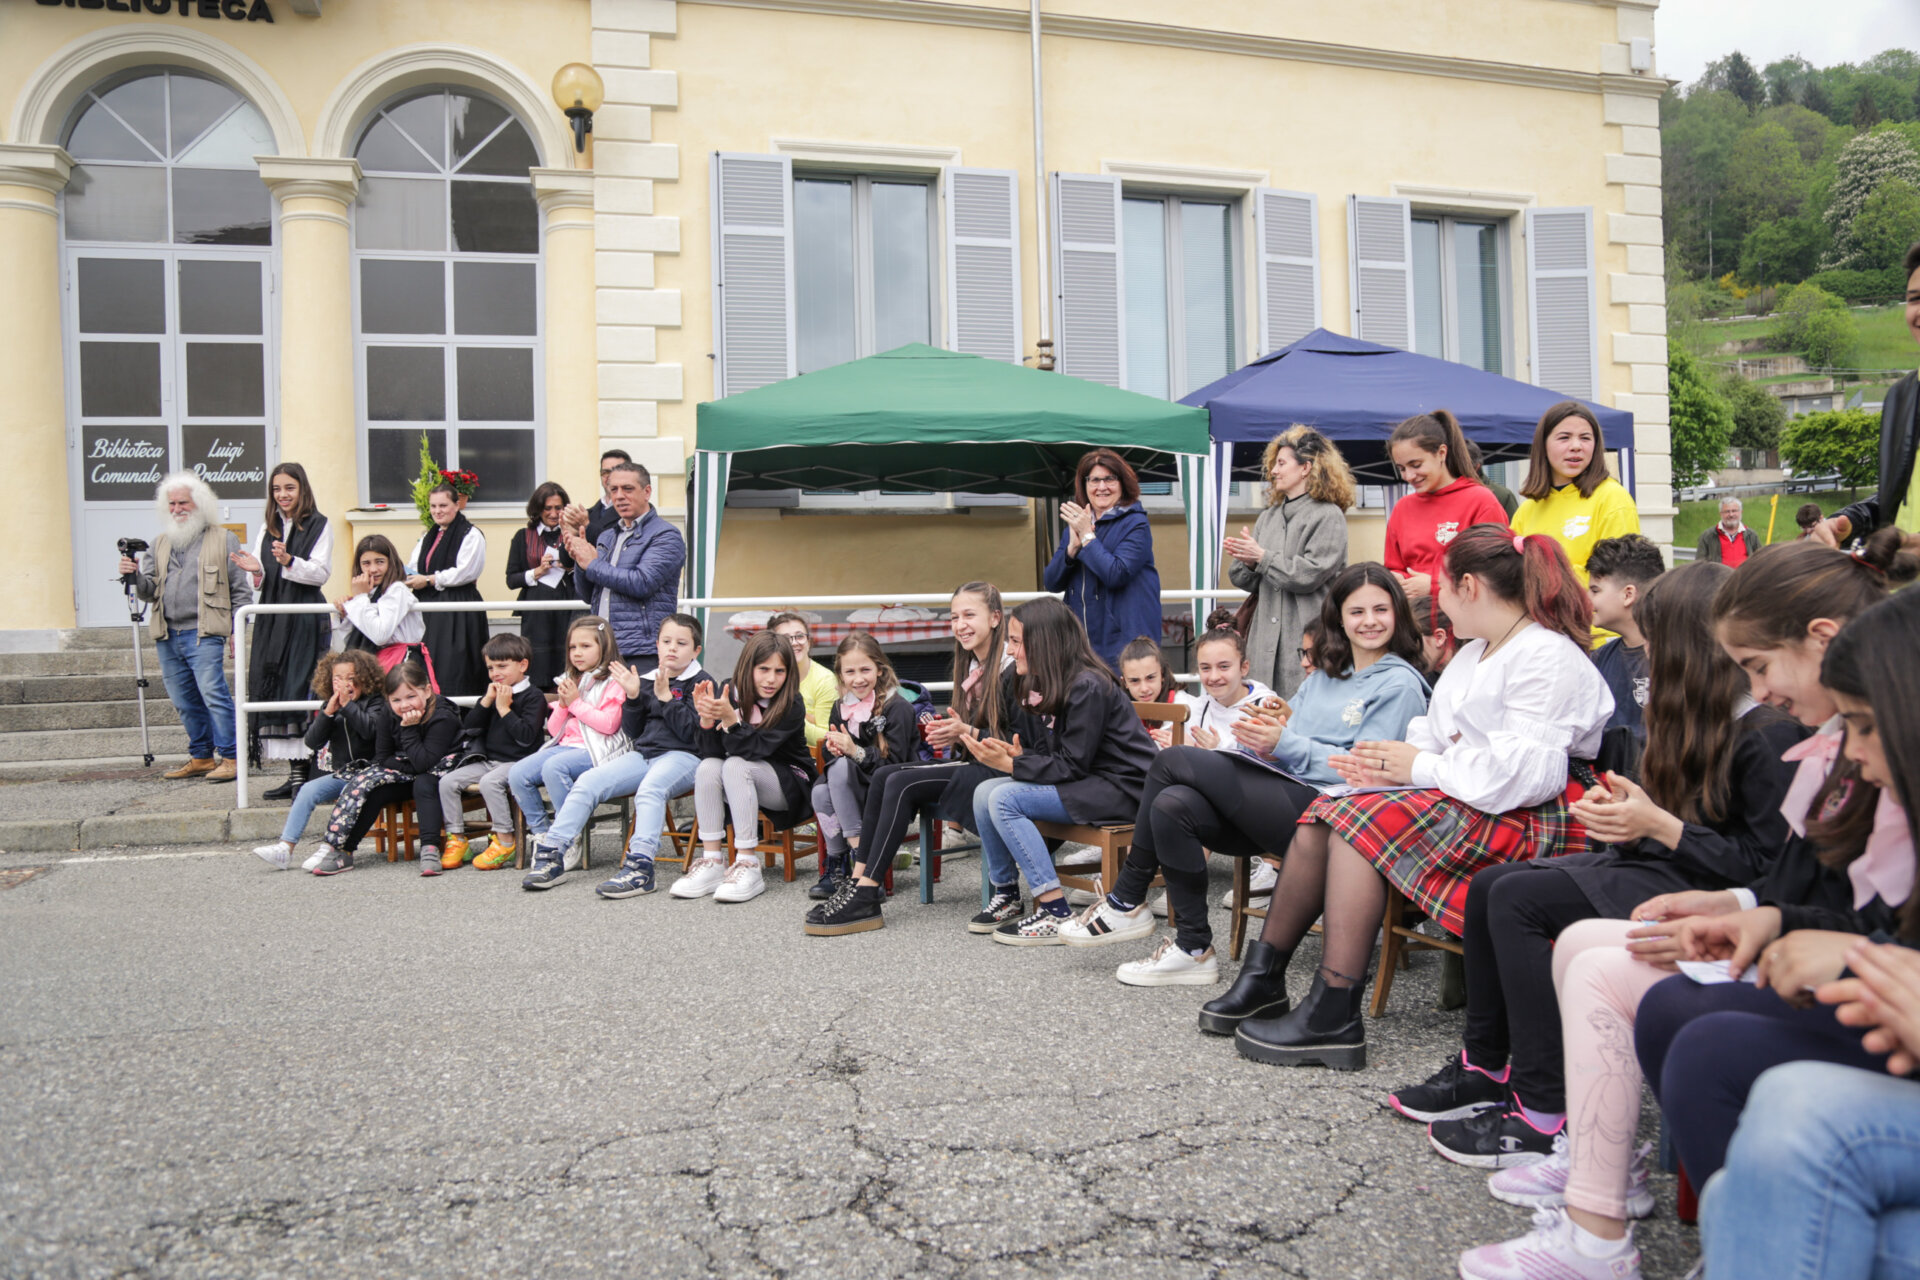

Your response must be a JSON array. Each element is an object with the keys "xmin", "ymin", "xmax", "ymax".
[{"xmin": 1181, "ymin": 328, "xmax": 1635, "ymax": 484}]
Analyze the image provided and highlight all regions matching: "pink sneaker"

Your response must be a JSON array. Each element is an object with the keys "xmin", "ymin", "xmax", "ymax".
[{"xmin": 1458, "ymin": 1208, "xmax": 1641, "ymax": 1280}]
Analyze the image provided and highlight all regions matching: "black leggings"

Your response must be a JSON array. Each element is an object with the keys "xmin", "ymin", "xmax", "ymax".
[
  {"xmin": 1459, "ymin": 861, "xmax": 1603, "ymax": 1112},
  {"xmin": 1113, "ymin": 747, "xmax": 1316, "ymax": 954},
  {"xmin": 854, "ymin": 761, "xmax": 969, "ymax": 880}
]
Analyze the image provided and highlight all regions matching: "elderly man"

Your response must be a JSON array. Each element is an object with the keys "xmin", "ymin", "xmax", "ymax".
[
  {"xmin": 1695, "ymin": 497, "xmax": 1759, "ymax": 566},
  {"xmin": 118, "ymin": 473, "xmax": 254, "ymax": 782},
  {"xmin": 565, "ymin": 461, "xmax": 685, "ymax": 668}
]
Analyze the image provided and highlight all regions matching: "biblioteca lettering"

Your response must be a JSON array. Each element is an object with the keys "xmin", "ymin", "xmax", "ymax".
[{"xmin": 36, "ymin": 0, "xmax": 275, "ymax": 21}]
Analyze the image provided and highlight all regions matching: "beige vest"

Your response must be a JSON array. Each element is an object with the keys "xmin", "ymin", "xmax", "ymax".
[{"xmin": 151, "ymin": 528, "xmax": 234, "ymax": 641}]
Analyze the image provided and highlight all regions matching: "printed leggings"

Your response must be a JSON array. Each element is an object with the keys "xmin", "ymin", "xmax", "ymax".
[{"xmin": 323, "ymin": 767, "xmax": 447, "ymax": 854}]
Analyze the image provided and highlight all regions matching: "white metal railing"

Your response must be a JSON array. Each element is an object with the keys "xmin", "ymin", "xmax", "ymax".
[{"xmin": 228, "ymin": 588, "xmax": 1249, "ymax": 806}]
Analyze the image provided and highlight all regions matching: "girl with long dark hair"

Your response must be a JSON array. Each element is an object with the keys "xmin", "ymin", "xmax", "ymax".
[
  {"xmin": 1382, "ymin": 410, "xmax": 1507, "ymax": 601},
  {"xmin": 404, "ymin": 482, "xmax": 488, "ymax": 698},
  {"xmin": 332, "ymin": 534, "xmax": 427, "ymax": 674},
  {"xmin": 231, "ymin": 462, "xmax": 332, "ymax": 796}
]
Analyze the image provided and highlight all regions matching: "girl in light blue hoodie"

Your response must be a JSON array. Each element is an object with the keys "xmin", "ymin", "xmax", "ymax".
[{"xmin": 1063, "ymin": 564, "xmax": 1431, "ymax": 996}]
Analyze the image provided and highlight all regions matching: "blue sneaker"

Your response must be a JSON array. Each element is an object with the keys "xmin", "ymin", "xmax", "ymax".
[
  {"xmin": 521, "ymin": 844, "xmax": 567, "ymax": 891},
  {"xmin": 596, "ymin": 859, "xmax": 657, "ymax": 899}
]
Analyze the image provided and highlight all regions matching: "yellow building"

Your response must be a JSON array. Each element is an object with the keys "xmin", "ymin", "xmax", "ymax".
[{"xmin": 0, "ymin": 0, "xmax": 1670, "ymax": 635}]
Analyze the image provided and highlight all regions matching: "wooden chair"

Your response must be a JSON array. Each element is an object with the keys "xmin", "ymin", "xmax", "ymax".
[
  {"xmin": 371, "ymin": 800, "xmax": 420, "ymax": 861},
  {"xmin": 752, "ymin": 742, "xmax": 826, "ymax": 881},
  {"xmin": 1368, "ymin": 886, "xmax": 1463, "ymax": 1018},
  {"xmin": 511, "ymin": 793, "xmax": 632, "ymax": 872}
]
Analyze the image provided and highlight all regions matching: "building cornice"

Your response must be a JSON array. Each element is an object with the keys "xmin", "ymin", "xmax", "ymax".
[
  {"xmin": 0, "ymin": 144, "xmax": 75, "ymax": 196},
  {"xmin": 684, "ymin": 0, "xmax": 1672, "ymax": 98}
]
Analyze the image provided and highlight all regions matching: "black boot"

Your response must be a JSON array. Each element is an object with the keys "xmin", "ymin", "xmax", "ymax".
[
  {"xmin": 262, "ymin": 758, "xmax": 311, "ymax": 803},
  {"xmin": 809, "ymin": 851, "xmax": 848, "ymax": 900},
  {"xmin": 1233, "ymin": 972, "xmax": 1368, "ymax": 1071},
  {"xmin": 1197, "ymin": 942, "xmax": 1292, "ymax": 1035},
  {"xmin": 804, "ymin": 883, "xmax": 885, "ymax": 937}
]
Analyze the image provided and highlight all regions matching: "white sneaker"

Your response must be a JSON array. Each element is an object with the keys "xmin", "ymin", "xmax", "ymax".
[
  {"xmin": 1223, "ymin": 859, "xmax": 1279, "ymax": 910},
  {"xmin": 562, "ymin": 839, "xmax": 583, "ymax": 872},
  {"xmin": 1487, "ymin": 1134, "xmax": 1657, "ymax": 1219},
  {"xmin": 670, "ymin": 858, "xmax": 728, "ymax": 899},
  {"xmin": 1116, "ymin": 937, "xmax": 1221, "ymax": 987},
  {"xmin": 1059, "ymin": 897, "xmax": 1156, "ymax": 947},
  {"xmin": 1147, "ymin": 891, "xmax": 1169, "ymax": 918},
  {"xmin": 1056, "ymin": 844, "xmax": 1101, "ymax": 870},
  {"xmin": 1458, "ymin": 1208, "xmax": 1641, "ymax": 1280},
  {"xmin": 1064, "ymin": 886, "xmax": 1100, "ymax": 907},
  {"xmin": 253, "ymin": 840, "xmax": 293, "ymax": 870},
  {"xmin": 300, "ymin": 845, "xmax": 329, "ymax": 872},
  {"xmin": 713, "ymin": 858, "xmax": 766, "ymax": 903}
]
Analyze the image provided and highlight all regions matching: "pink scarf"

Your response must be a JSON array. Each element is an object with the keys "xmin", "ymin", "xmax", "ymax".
[
  {"xmin": 1780, "ymin": 718, "xmax": 1915, "ymax": 909},
  {"xmin": 840, "ymin": 693, "xmax": 875, "ymax": 734}
]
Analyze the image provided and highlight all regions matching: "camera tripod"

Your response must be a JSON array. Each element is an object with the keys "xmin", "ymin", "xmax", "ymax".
[{"xmin": 122, "ymin": 580, "xmax": 156, "ymax": 769}]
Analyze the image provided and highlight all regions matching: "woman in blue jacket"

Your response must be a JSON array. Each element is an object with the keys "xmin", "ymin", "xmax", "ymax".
[{"xmin": 1043, "ymin": 449, "xmax": 1162, "ymax": 670}]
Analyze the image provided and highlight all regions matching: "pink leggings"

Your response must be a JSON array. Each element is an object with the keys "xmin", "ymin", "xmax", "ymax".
[{"xmin": 1552, "ymin": 919, "xmax": 1672, "ymax": 1221}]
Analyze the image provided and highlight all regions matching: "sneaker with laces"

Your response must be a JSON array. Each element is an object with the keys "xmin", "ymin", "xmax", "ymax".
[
  {"xmin": 968, "ymin": 887, "xmax": 1024, "ymax": 934},
  {"xmin": 301, "ymin": 845, "xmax": 329, "ymax": 872},
  {"xmin": 670, "ymin": 858, "xmax": 728, "ymax": 899},
  {"xmin": 1389, "ymin": 1052, "xmax": 1509, "ymax": 1123},
  {"xmin": 1430, "ymin": 1102, "xmax": 1561, "ymax": 1169},
  {"xmin": 310, "ymin": 846, "xmax": 353, "ymax": 876},
  {"xmin": 471, "ymin": 835, "xmax": 517, "ymax": 871},
  {"xmin": 562, "ymin": 840, "xmax": 583, "ymax": 872},
  {"xmin": 1059, "ymin": 898, "xmax": 1156, "ymax": 947},
  {"xmin": 992, "ymin": 905, "xmax": 1069, "ymax": 946},
  {"xmin": 1064, "ymin": 886, "xmax": 1101, "ymax": 907},
  {"xmin": 807, "ymin": 876, "xmax": 861, "ymax": 925},
  {"xmin": 713, "ymin": 858, "xmax": 766, "ymax": 903},
  {"xmin": 419, "ymin": 846, "xmax": 444, "ymax": 877},
  {"xmin": 1223, "ymin": 859, "xmax": 1279, "ymax": 910},
  {"xmin": 805, "ymin": 883, "xmax": 885, "ymax": 936},
  {"xmin": 596, "ymin": 859, "xmax": 657, "ymax": 899},
  {"xmin": 1487, "ymin": 1134, "xmax": 1657, "ymax": 1219},
  {"xmin": 1116, "ymin": 938, "xmax": 1221, "ymax": 986},
  {"xmin": 252, "ymin": 840, "xmax": 293, "ymax": 870},
  {"xmin": 1147, "ymin": 891, "xmax": 1169, "ymax": 918},
  {"xmin": 1457, "ymin": 1208, "xmax": 1642, "ymax": 1280}
]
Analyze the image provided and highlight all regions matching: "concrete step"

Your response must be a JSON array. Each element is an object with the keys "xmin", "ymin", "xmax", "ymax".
[
  {"xmin": 62, "ymin": 626, "xmax": 168, "ymax": 651},
  {"xmin": 0, "ymin": 650, "xmax": 199, "ymax": 678},
  {"xmin": 0, "ymin": 699, "xmax": 183, "ymax": 732},
  {"xmin": 0, "ymin": 754, "xmax": 201, "ymax": 781},
  {"xmin": 0, "ymin": 724, "xmax": 194, "ymax": 763},
  {"xmin": 0, "ymin": 674, "xmax": 178, "ymax": 704}
]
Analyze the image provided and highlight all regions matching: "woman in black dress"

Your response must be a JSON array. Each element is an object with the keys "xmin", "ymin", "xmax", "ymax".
[
  {"xmin": 231, "ymin": 462, "xmax": 332, "ymax": 799},
  {"xmin": 505, "ymin": 481, "xmax": 575, "ymax": 691},
  {"xmin": 404, "ymin": 482, "xmax": 488, "ymax": 698}
]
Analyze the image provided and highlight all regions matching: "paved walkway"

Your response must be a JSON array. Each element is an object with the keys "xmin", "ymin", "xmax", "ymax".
[{"xmin": 1, "ymin": 837, "xmax": 1702, "ymax": 1278}]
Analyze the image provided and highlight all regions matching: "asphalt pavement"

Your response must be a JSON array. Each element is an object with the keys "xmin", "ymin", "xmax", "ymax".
[{"xmin": 0, "ymin": 837, "xmax": 1702, "ymax": 1278}]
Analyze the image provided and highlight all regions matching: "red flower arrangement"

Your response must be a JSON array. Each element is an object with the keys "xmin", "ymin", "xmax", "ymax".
[{"xmin": 439, "ymin": 469, "xmax": 480, "ymax": 499}]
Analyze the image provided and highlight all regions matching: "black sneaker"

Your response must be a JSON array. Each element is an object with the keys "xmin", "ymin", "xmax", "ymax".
[
  {"xmin": 1428, "ymin": 1102, "xmax": 1560, "ymax": 1169},
  {"xmin": 992, "ymin": 905, "xmax": 1069, "ymax": 946},
  {"xmin": 1388, "ymin": 1052, "xmax": 1508, "ymax": 1123},
  {"xmin": 804, "ymin": 884, "xmax": 884, "ymax": 936},
  {"xmin": 968, "ymin": 886, "xmax": 1024, "ymax": 934},
  {"xmin": 806, "ymin": 876, "xmax": 860, "ymax": 925}
]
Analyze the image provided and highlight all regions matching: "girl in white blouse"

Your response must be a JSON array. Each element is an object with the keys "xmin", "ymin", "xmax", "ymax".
[
  {"xmin": 334, "ymin": 534, "xmax": 429, "ymax": 680},
  {"xmin": 404, "ymin": 483, "xmax": 489, "ymax": 699},
  {"xmin": 1230, "ymin": 524, "xmax": 1614, "ymax": 1072}
]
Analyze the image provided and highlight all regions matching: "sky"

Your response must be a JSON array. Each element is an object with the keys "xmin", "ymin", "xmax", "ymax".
[{"xmin": 1656, "ymin": 0, "xmax": 1920, "ymax": 90}]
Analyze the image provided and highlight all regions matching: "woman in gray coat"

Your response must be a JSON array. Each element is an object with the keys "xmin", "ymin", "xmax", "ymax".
[{"xmin": 1223, "ymin": 425, "xmax": 1354, "ymax": 698}]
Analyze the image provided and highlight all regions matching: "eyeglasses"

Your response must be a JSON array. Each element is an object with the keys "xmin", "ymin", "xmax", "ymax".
[
  {"xmin": 1296, "ymin": 648, "xmax": 1311, "ymax": 657},
  {"xmin": 1086, "ymin": 475, "xmax": 1119, "ymax": 486}
]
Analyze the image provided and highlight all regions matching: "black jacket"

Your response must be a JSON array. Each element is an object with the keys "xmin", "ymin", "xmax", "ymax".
[
  {"xmin": 826, "ymin": 693, "xmax": 919, "ymax": 812},
  {"xmin": 702, "ymin": 681, "xmax": 818, "ymax": 830},
  {"xmin": 371, "ymin": 700, "xmax": 465, "ymax": 776},
  {"xmin": 1755, "ymin": 834, "xmax": 1903, "ymax": 939},
  {"xmin": 1010, "ymin": 669, "xmax": 1156, "ymax": 825},
  {"xmin": 584, "ymin": 499, "xmax": 618, "ymax": 547},
  {"xmin": 303, "ymin": 692, "xmax": 384, "ymax": 775},
  {"xmin": 1839, "ymin": 370, "xmax": 1919, "ymax": 538},
  {"xmin": 621, "ymin": 664, "xmax": 708, "ymax": 757},
  {"xmin": 504, "ymin": 524, "xmax": 574, "ymax": 598},
  {"xmin": 459, "ymin": 683, "xmax": 548, "ymax": 763}
]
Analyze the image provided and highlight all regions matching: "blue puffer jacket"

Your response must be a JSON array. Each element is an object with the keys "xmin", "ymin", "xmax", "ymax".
[
  {"xmin": 1043, "ymin": 501, "xmax": 1161, "ymax": 669},
  {"xmin": 575, "ymin": 508, "xmax": 686, "ymax": 659}
]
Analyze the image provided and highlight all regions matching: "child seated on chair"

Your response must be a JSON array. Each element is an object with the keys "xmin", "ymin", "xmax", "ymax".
[
  {"xmin": 506, "ymin": 616, "xmax": 627, "ymax": 877},
  {"xmin": 437, "ymin": 633, "xmax": 548, "ymax": 871}
]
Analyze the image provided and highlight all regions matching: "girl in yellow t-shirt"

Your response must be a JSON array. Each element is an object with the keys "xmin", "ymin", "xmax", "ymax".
[{"xmin": 1510, "ymin": 401, "xmax": 1641, "ymax": 643}]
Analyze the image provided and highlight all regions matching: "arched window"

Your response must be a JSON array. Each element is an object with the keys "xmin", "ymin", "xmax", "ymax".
[{"xmin": 353, "ymin": 88, "xmax": 542, "ymax": 505}]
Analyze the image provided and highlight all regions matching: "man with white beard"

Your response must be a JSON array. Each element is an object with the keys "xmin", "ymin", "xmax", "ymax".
[{"xmin": 119, "ymin": 473, "xmax": 255, "ymax": 782}]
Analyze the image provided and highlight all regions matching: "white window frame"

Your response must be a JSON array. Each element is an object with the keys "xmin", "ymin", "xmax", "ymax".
[
  {"xmin": 1410, "ymin": 211, "xmax": 1514, "ymax": 378},
  {"xmin": 792, "ymin": 169, "xmax": 941, "ymax": 369},
  {"xmin": 1120, "ymin": 189, "xmax": 1245, "ymax": 405},
  {"xmin": 348, "ymin": 88, "xmax": 545, "ymax": 513}
]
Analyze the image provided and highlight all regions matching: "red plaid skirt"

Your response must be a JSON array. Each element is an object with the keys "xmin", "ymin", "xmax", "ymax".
[{"xmin": 1302, "ymin": 783, "xmax": 1589, "ymax": 938}]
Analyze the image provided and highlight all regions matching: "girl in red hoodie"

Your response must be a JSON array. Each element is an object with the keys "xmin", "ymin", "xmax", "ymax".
[{"xmin": 1384, "ymin": 409, "xmax": 1510, "ymax": 598}]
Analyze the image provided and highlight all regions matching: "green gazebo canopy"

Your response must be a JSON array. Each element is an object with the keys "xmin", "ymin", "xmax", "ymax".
[{"xmin": 686, "ymin": 345, "xmax": 1214, "ymax": 624}]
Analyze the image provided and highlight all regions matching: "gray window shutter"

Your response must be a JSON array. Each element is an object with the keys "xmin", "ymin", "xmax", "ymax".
[
  {"xmin": 1347, "ymin": 194, "xmax": 1414, "ymax": 349},
  {"xmin": 1052, "ymin": 172, "xmax": 1125, "ymax": 387},
  {"xmin": 711, "ymin": 152, "xmax": 795, "ymax": 395},
  {"xmin": 1526, "ymin": 206, "xmax": 1599, "ymax": 400},
  {"xmin": 1255, "ymin": 187, "xmax": 1320, "ymax": 354},
  {"xmin": 944, "ymin": 168, "xmax": 1023, "ymax": 363}
]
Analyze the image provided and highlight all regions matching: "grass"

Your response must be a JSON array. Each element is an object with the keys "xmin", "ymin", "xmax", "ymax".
[
  {"xmin": 1673, "ymin": 489, "xmax": 1860, "ymax": 551},
  {"xmin": 1700, "ymin": 304, "xmax": 1915, "ymax": 373}
]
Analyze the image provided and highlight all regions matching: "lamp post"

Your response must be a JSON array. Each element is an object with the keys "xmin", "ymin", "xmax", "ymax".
[{"xmin": 551, "ymin": 63, "xmax": 605, "ymax": 164}]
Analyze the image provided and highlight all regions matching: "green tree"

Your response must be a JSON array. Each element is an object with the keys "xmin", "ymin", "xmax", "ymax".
[
  {"xmin": 1822, "ymin": 128, "xmax": 1920, "ymax": 267},
  {"xmin": 1668, "ymin": 348, "xmax": 1736, "ymax": 486},
  {"xmin": 1799, "ymin": 307, "xmax": 1861, "ymax": 367},
  {"xmin": 1780, "ymin": 407, "xmax": 1882, "ymax": 492},
  {"xmin": 1762, "ymin": 102, "xmax": 1842, "ymax": 164},
  {"xmin": 1764, "ymin": 55, "xmax": 1816, "ymax": 108},
  {"xmin": 1718, "ymin": 372, "xmax": 1788, "ymax": 450},
  {"xmin": 1738, "ymin": 214, "xmax": 1826, "ymax": 284},
  {"xmin": 1846, "ymin": 177, "xmax": 1920, "ymax": 269},
  {"xmin": 1725, "ymin": 122, "xmax": 1809, "ymax": 234},
  {"xmin": 1856, "ymin": 92, "xmax": 1884, "ymax": 130},
  {"xmin": 1775, "ymin": 280, "xmax": 1848, "ymax": 350},
  {"xmin": 1727, "ymin": 51, "xmax": 1764, "ymax": 112},
  {"xmin": 1805, "ymin": 77, "xmax": 1835, "ymax": 120}
]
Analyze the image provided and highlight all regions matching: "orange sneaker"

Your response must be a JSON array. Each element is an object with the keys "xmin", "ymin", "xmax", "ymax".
[
  {"xmin": 440, "ymin": 834, "xmax": 471, "ymax": 870},
  {"xmin": 472, "ymin": 835, "xmax": 517, "ymax": 870}
]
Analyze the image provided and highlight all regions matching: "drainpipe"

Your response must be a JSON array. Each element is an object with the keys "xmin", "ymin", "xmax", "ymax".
[{"xmin": 1031, "ymin": 0, "xmax": 1054, "ymax": 370}]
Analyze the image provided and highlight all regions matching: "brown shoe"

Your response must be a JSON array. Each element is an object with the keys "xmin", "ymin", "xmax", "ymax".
[
  {"xmin": 204, "ymin": 759, "xmax": 238, "ymax": 783},
  {"xmin": 164, "ymin": 758, "xmax": 217, "ymax": 780}
]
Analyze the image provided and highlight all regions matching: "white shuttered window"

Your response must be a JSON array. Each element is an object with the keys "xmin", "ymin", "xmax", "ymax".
[
  {"xmin": 711, "ymin": 152, "xmax": 795, "ymax": 395},
  {"xmin": 1052, "ymin": 173, "xmax": 1126, "ymax": 387},
  {"xmin": 1255, "ymin": 188, "xmax": 1320, "ymax": 355},
  {"xmin": 1347, "ymin": 195, "xmax": 1415, "ymax": 350},
  {"xmin": 1525, "ymin": 207, "xmax": 1599, "ymax": 400},
  {"xmin": 945, "ymin": 168, "xmax": 1022, "ymax": 363}
]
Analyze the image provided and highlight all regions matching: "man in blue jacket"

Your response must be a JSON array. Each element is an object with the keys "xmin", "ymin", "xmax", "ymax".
[{"xmin": 564, "ymin": 461, "xmax": 685, "ymax": 667}]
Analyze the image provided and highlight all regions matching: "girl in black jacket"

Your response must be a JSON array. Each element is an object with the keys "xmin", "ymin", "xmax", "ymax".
[
  {"xmin": 671, "ymin": 629, "xmax": 816, "ymax": 905},
  {"xmin": 960, "ymin": 596, "xmax": 1156, "ymax": 946},
  {"xmin": 310, "ymin": 661, "xmax": 464, "ymax": 876},
  {"xmin": 254, "ymin": 649, "xmax": 386, "ymax": 871}
]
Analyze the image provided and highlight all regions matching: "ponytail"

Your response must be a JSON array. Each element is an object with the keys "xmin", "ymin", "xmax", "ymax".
[
  {"xmin": 1441, "ymin": 523, "xmax": 1592, "ymax": 652},
  {"xmin": 1388, "ymin": 409, "xmax": 1480, "ymax": 483}
]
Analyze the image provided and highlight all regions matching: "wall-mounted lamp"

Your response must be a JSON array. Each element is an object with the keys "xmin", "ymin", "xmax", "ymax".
[{"xmin": 551, "ymin": 63, "xmax": 606, "ymax": 154}]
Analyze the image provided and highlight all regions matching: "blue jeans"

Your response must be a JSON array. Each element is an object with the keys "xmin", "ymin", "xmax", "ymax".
[
  {"xmin": 155, "ymin": 629, "xmax": 235, "ymax": 760},
  {"xmin": 507, "ymin": 743, "xmax": 596, "ymax": 835},
  {"xmin": 541, "ymin": 749, "xmax": 699, "ymax": 852},
  {"xmin": 1703, "ymin": 1060, "xmax": 1920, "ymax": 1280},
  {"xmin": 621, "ymin": 751, "xmax": 701, "ymax": 863},
  {"xmin": 280, "ymin": 773, "xmax": 348, "ymax": 844},
  {"xmin": 972, "ymin": 776, "xmax": 1071, "ymax": 895}
]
